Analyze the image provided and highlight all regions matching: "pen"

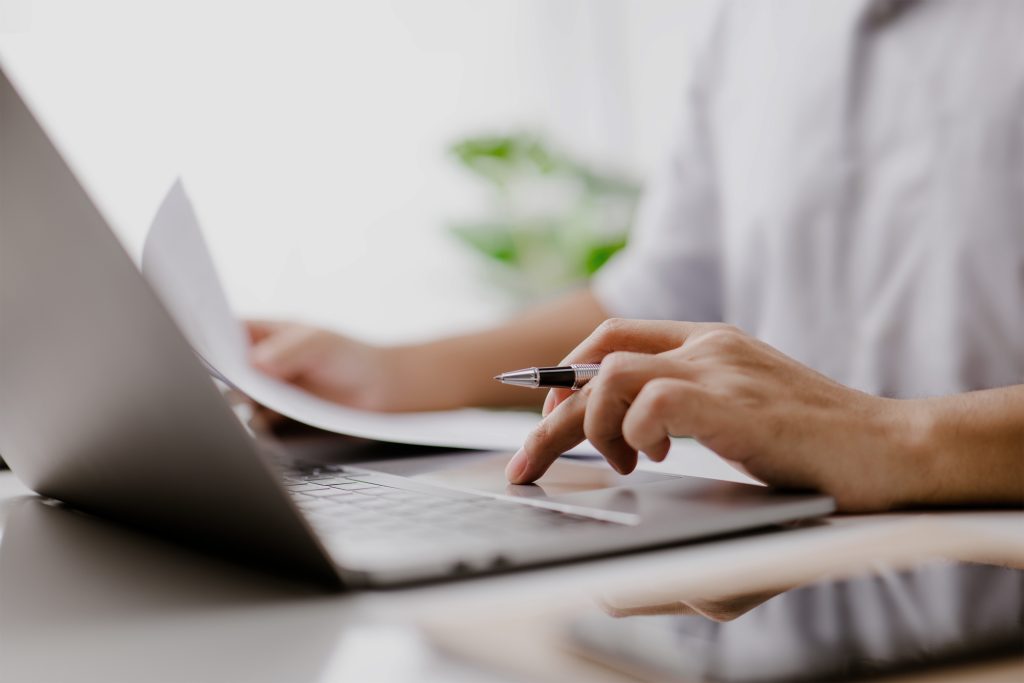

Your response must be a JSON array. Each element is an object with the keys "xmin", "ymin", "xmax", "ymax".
[{"xmin": 493, "ymin": 364, "xmax": 601, "ymax": 390}]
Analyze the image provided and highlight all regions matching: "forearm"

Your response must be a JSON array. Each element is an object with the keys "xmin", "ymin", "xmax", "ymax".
[
  {"xmin": 387, "ymin": 287, "xmax": 609, "ymax": 410},
  {"xmin": 902, "ymin": 385, "xmax": 1024, "ymax": 507}
]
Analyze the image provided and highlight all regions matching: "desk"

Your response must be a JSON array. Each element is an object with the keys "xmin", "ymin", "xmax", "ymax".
[{"xmin": 0, "ymin": 467, "xmax": 1021, "ymax": 683}]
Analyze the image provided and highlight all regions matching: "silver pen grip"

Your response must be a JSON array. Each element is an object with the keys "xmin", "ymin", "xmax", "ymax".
[{"xmin": 570, "ymin": 363, "xmax": 601, "ymax": 389}]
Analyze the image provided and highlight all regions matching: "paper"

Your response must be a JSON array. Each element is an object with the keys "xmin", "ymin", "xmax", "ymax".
[
  {"xmin": 141, "ymin": 180, "xmax": 761, "ymax": 485},
  {"xmin": 141, "ymin": 180, "xmax": 588, "ymax": 453}
]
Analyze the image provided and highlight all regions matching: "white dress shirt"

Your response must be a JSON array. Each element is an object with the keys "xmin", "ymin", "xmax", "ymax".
[{"xmin": 594, "ymin": 0, "xmax": 1024, "ymax": 399}]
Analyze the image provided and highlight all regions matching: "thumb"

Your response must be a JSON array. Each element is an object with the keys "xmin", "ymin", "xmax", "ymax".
[{"xmin": 250, "ymin": 326, "xmax": 324, "ymax": 381}]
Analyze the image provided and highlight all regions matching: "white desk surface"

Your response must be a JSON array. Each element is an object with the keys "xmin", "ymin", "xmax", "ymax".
[{"xmin": 0, "ymin": 466, "xmax": 1021, "ymax": 683}]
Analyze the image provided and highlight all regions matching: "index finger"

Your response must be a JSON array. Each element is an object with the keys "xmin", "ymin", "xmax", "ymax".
[
  {"xmin": 543, "ymin": 318, "xmax": 702, "ymax": 416},
  {"xmin": 506, "ymin": 390, "xmax": 589, "ymax": 484}
]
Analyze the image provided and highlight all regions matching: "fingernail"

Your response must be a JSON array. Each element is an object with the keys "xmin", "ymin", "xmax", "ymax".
[{"xmin": 505, "ymin": 448, "xmax": 529, "ymax": 483}]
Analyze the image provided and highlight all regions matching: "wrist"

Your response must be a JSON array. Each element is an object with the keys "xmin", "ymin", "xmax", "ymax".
[
  {"xmin": 396, "ymin": 336, "xmax": 546, "ymax": 410},
  {"xmin": 379, "ymin": 341, "xmax": 475, "ymax": 411},
  {"xmin": 880, "ymin": 397, "xmax": 943, "ymax": 508},
  {"xmin": 890, "ymin": 389, "xmax": 1024, "ymax": 507}
]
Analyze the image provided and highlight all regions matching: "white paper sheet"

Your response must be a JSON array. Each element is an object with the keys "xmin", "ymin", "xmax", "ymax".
[
  {"xmin": 141, "ymin": 180, "xmax": 760, "ymax": 484},
  {"xmin": 141, "ymin": 180, "xmax": 587, "ymax": 453}
]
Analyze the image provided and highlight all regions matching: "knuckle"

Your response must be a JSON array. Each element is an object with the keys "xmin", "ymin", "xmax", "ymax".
[
  {"xmin": 643, "ymin": 378, "xmax": 683, "ymax": 413},
  {"xmin": 595, "ymin": 317, "xmax": 627, "ymax": 341},
  {"xmin": 599, "ymin": 351, "xmax": 632, "ymax": 378},
  {"xmin": 622, "ymin": 414, "xmax": 657, "ymax": 454},
  {"xmin": 621, "ymin": 426, "xmax": 644, "ymax": 452},
  {"xmin": 720, "ymin": 324, "xmax": 746, "ymax": 339},
  {"xmin": 702, "ymin": 325, "xmax": 747, "ymax": 351}
]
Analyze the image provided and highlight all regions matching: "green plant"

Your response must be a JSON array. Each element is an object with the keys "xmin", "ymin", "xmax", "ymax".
[{"xmin": 447, "ymin": 133, "xmax": 640, "ymax": 299}]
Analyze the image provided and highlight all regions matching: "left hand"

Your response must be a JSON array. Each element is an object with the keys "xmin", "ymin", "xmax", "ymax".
[{"xmin": 504, "ymin": 319, "xmax": 921, "ymax": 512}]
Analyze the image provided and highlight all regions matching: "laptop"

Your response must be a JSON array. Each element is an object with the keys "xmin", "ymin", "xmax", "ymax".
[{"xmin": 0, "ymin": 63, "xmax": 835, "ymax": 587}]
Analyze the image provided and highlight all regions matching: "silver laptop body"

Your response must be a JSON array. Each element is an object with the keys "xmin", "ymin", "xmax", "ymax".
[{"xmin": 0, "ymin": 63, "xmax": 834, "ymax": 587}]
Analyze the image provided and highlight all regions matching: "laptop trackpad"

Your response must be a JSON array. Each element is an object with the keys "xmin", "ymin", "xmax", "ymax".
[{"xmin": 410, "ymin": 453, "xmax": 679, "ymax": 502}]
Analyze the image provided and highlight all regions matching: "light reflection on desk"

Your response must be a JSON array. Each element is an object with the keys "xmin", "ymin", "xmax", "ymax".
[
  {"xmin": 0, "ymin": 498, "xmax": 494, "ymax": 683},
  {"xmin": 569, "ymin": 560, "xmax": 1024, "ymax": 682},
  {"xmin": 0, "ymin": 499, "xmax": 342, "ymax": 682}
]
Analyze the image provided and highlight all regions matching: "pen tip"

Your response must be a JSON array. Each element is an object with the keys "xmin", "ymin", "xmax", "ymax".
[{"xmin": 492, "ymin": 375, "xmax": 502, "ymax": 381}]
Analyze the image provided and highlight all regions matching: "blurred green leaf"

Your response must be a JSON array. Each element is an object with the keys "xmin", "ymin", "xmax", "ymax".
[
  {"xmin": 584, "ymin": 237, "xmax": 628, "ymax": 275},
  {"xmin": 447, "ymin": 132, "xmax": 640, "ymax": 298},
  {"xmin": 450, "ymin": 134, "xmax": 562, "ymax": 187},
  {"xmin": 448, "ymin": 221, "xmax": 520, "ymax": 265}
]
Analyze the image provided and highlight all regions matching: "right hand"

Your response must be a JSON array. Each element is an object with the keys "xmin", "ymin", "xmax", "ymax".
[
  {"xmin": 601, "ymin": 586, "xmax": 786, "ymax": 622},
  {"xmin": 507, "ymin": 319, "xmax": 922, "ymax": 512},
  {"xmin": 246, "ymin": 320, "xmax": 403, "ymax": 411}
]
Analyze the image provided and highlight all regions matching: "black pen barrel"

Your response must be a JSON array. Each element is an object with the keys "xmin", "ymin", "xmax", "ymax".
[{"xmin": 536, "ymin": 367, "xmax": 578, "ymax": 388}]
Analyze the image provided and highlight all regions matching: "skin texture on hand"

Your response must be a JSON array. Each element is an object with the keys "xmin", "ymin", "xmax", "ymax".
[{"xmin": 505, "ymin": 319, "xmax": 1024, "ymax": 512}]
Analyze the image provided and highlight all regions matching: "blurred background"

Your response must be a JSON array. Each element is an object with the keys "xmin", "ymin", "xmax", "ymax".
[{"xmin": 0, "ymin": 0, "xmax": 714, "ymax": 343}]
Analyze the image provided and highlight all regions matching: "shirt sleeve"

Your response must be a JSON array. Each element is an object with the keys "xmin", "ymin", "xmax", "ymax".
[{"xmin": 592, "ymin": 16, "xmax": 723, "ymax": 323}]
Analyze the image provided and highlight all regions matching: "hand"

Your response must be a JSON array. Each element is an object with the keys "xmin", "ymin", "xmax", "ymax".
[
  {"xmin": 505, "ymin": 319, "xmax": 923, "ymax": 512},
  {"xmin": 601, "ymin": 587, "xmax": 785, "ymax": 622},
  {"xmin": 247, "ymin": 321, "xmax": 405, "ymax": 411}
]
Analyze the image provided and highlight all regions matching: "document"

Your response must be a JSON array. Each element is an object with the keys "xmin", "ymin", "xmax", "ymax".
[
  {"xmin": 141, "ymin": 180, "xmax": 758, "ymax": 484},
  {"xmin": 141, "ymin": 180, "xmax": 584, "ymax": 453}
]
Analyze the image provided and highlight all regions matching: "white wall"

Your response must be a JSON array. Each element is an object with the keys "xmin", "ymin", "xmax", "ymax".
[{"xmin": 0, "ymin": 0, "xmax": 712, "ymax": 343}]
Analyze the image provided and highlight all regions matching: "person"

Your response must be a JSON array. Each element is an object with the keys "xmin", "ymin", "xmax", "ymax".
[{"xmin": 246, "ymin": 0, "xmax": 1024, "ymax": 511}]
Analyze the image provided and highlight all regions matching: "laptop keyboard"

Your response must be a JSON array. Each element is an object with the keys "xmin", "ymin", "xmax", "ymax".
[{"xmin": 282, "ymin": 466, "xmax": 617, "ymax": 546}]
